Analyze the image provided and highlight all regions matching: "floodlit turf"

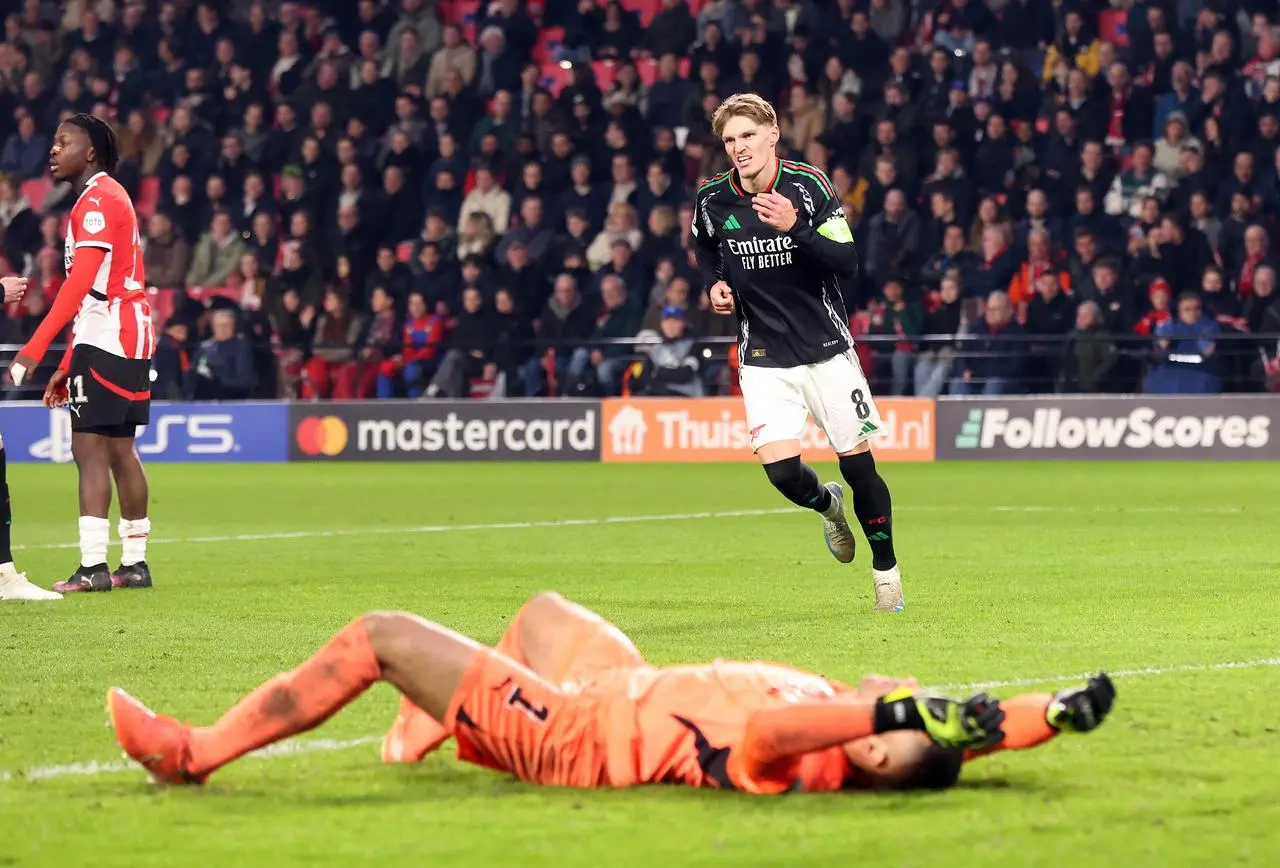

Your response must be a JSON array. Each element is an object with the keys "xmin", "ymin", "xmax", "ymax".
[{"xmin": 2, "ymin": 460, "xmax": 1279, "ymax": 866}]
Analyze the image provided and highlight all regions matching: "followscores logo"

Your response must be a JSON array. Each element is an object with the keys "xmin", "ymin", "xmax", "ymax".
[{"xmin": 954, "ymin": 406, "xmax": 1270, "ymax": 451}]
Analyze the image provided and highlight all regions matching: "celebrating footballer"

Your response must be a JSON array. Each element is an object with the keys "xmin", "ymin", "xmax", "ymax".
[{"xmin": 692, "ymin": 94, "xmax": 903, "ymax": 611}]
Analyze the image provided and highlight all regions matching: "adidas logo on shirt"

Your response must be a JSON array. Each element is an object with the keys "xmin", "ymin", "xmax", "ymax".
[{"xmin": 722, "ymin": 214, "xmax": 742, "ymax": 231}]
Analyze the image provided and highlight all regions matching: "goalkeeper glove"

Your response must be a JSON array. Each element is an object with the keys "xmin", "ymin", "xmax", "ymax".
[
  {"xmin": 1046, "ymin": 673, "xmax": 1116, "ymax": 734},
  {"xmin": 874, "ymin": 688, "xmax": 1006, "ymax": 750}
]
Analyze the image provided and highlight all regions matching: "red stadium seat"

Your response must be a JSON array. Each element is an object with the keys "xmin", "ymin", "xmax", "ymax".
[
  {"xmin": 678, "ymin": 57, "xmax": 691, "ymax": 77},
  {"xmin": 449, "ymin": 0, "xmax": 481, "ymax": 25},
  {"xmin": 538, "ymin": 60, "xmax": 573, "ymax": 94},
  {"xmin": 146, "ymin": 287, "xmax": 176, "ymax": 328},
  {"xmin": 396, "ymin": 241, "xmax": 415, "ymax": 262},
  {"xmin": 533, "ymin": 26, "xmax": 564, "ymax": 64},
  {"xmin": 1099, "ymin": 10, "xmax": 1128, "ymax": 47},
  {"xmin": 591, "ymin": 59, "xmax": 617, "ymax": 91},
  {"xmin": 636, "ymin": 58, "xmax": 658, "ymax": 86},
  {"xmin": 19, "ymin": 177, "xmax": 52, "ymax": 211},
  {"xmin": 136, "ymin": 177, "xmax": 161, "ymax": 220}
]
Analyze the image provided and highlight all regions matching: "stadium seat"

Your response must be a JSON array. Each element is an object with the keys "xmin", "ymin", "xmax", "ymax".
[
  {"xmin": 396, "ymin": 241, "xmax": 415, "ymax": 262},
  {"xmin": 539, "ymin": 60, "xmax": 573, "ymax": 94},
  {"xmin": 532, "ymin": 26, "xmax": 564, "ymax": 64},
  {"xmin": 636, "ymin": 58, "xmax": 658, "ymax": 85},
  {"xmin": 592, "ymin": 59, "xmax": 617, "ymax": 91},
  {"xmin": 146, "ymin": 287, "xmax": 176, "ymax": 328},
  {"xmin": 136, "ymin": 177, "xmax": 161, "ymax": 220},
  {"xmin": 19, "ymin": 177, "xmax": 52, "ymax": 211},
  {"xmin": 1099, "ymin": 10, "xmax": 1128, "ymax": 47}
]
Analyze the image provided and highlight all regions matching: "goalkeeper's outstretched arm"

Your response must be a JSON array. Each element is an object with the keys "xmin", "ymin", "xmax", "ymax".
[{"xmin": 965, "ymin": 673, "xmax": 1116, "ymax": 762}]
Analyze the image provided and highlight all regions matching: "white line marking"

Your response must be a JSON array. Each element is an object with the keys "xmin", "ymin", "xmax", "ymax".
[
  {"xmin": 10, "ymin": 504, "xmax": 1265, "ymax": 552},
  {"xmin": 933, "ymin": 656, "xmax": 1280, "ymax": 692},
  {"xmin": 4, "ymin": 657, "xmax": 1278, "ymax": 785}
]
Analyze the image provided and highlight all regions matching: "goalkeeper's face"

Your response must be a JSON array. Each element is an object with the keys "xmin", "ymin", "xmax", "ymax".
[
  {"xmin": 841, "ymin": 731, "xmax": 935, "ymax": 789},
  {"xmin": 720, "ymin": 116, "xmax": 779, "ymax": 184}
]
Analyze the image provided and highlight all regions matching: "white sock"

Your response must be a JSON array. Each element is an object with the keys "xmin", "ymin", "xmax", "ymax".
[
  {"xmin": 821, "ymin": 486, "xmax": 843, "ymax": 520},
  {"xmin": 79, "ymin": 516, "xmax": 110, "ymax": 568},
  {"xmin": 118, "ymin": 517, "xmax": 151, "ymax": 566}
]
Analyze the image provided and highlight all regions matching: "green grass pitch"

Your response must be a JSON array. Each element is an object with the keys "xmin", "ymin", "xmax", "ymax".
[{"xmin": 2, "ymin": 461, "xmax": 1279, "ymax": 866}]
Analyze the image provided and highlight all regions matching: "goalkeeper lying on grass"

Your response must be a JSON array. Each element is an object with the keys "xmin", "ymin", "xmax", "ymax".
[{"xmin": 109, "ymin": 593, "xmax": 1116, "ymax": 792}]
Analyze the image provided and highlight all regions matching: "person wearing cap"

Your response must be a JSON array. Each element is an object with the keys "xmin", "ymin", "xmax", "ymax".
[{"xmin": 631, "ymin": 305, "xmax": 703, "ymax": 398}]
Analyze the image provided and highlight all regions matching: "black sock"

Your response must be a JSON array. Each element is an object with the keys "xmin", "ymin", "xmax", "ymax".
[
  {"xmin": 838, "ymin": 451, "xmax": 896, "ymax": 570},
  {"xmin": 763, "ymin": 456, "xmax": 831, "ymax": 512},
  {"xmin": 0, "ymin": 447, "xmax": 11, "ymax": 565}
]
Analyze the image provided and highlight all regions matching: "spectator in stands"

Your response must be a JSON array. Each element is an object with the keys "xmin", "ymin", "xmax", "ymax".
[
  {"xmin": 302, "ymin": 289, "xmax": 366, "ymax": 400},
  {"xmin": 1059, "ymin": 300, "xmax": 1117, "ymax": 393},
  {"xmin": 868, "ymin": 278, "xmax": 921, "ymax": 397},
  {"xmin": 1145, "ymin": 292, "xmax": 1222, "ymax": 394},
  {"xmin": 865, "ymin": 189, "xmax": 920, "ymax": 285},
  {"xmin": 1, "ymin": 110, "xmax": 50, "ymax": 179},
  {"xmin": 428, "ymin": 285, "xmax": 492, "ymax": 399},
  {"xmin": 524, "ymin": 273, "xmax": 593, "ymax": 396},
  {"xmin": 186, "ymin": 210, "xmax": 247, "ymax": 290},
  {"xmin": 631, "ymin": 306, "xmax": 702, "ymax": 397},
  {"xmin": 567, "ymin": 274, "xmax": 639, "ymax": 396},
  {"xmin": 951, "ymin": 290, "xmax": 1025, "ymax": 395},
  {"xmin": 152, "ymin": 320, "xmax": 192, "ymax": 402},
  {"xmin": 1024, "ymin": 272, "xmax": 1077, "ymax": 390},
  {"xmin": 914, "ymin": 274, "xmax": 964, "ymax": 398},
  {"xmin": 143, "ymin": 212, "xmax": 192, "ymax": 290},
  {"xmin": 0, "ymin": 176, "xmax": 39, "ymax": 263},
  {"xmin": 190, "ymin": 310, "xmax": 255, "ymax": 401}
]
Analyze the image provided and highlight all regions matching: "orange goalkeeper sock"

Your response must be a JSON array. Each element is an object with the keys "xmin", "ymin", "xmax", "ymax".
[{"xmin": 187, "ymin": 619, "xmax": 382, "ymax": 776}]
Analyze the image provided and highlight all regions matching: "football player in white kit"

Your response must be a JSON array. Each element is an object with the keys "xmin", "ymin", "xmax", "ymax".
[{"xmin": 690, "ymin": 94, "xmax": 904, "ymax": 612}]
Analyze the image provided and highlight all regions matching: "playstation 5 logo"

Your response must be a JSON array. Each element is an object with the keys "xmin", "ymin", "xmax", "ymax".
[{"xmin": 29, "ymin": 410, "xmax": 75, "ymax": 464}]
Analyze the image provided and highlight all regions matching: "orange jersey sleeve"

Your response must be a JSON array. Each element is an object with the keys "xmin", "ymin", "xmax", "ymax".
[
  {"xmin": 964, "ymin": 693, "xmax": 1058, "ymax": 762},
  {"xmin": 728, "ymin": 699, "xmax": 875, "ymax": 794}
]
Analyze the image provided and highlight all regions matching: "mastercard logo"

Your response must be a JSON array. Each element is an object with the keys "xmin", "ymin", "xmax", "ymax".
[{"xmin": 295, "ymin": 416, "xmax": 349, "ymax": 457}]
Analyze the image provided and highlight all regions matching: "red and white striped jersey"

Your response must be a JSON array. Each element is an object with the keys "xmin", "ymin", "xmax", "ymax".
[{"xmin": 64, "ymin": 172, "xmax": 154, "ymax": 360}]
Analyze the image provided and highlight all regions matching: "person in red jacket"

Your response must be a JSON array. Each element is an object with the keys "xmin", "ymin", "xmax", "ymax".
[{"xmin": 376, "ymin": 291, "xmax": 447, "ymax": 398}]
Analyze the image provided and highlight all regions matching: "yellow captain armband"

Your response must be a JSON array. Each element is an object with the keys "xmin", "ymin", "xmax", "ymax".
[{"xmin": 817, "ymin": 214, "xmax": 853, "ymax": 243}]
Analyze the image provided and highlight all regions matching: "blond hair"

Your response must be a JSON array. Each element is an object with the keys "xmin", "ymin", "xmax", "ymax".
[{"xmin": 711, "ymin": 93, "xmax": 779, "ymax": 139}]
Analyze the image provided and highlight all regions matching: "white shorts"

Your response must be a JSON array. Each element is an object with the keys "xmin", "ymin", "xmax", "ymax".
[{"xmin": 738, "ymin": 352, "xmax": 885, "ymax": 454}]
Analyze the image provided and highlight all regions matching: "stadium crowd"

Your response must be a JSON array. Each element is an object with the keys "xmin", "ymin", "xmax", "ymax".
[{"xmin": 1, "ymin": 0, "xmax": 1279, "ymax": 400}]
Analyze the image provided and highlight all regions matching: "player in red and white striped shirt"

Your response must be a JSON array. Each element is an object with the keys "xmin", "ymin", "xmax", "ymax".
[{"xmin": 8, "ymin": 115, "xmax": 156, "ymax": 594}]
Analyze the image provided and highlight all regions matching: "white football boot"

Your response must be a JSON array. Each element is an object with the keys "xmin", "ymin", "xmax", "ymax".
[
  {"xmin": 0, "ymin": 563, "xmax": 63, "ymax": 601},
  {"xmin": 820, "ymin": 482, "xmax": 856, "ymax": 564},
  {"xmin": 873, "ymin": 565, "xmax": 905, "ymax": 613}
]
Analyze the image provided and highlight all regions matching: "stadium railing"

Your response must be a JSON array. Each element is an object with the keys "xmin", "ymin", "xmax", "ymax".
[{"xmin": 1, "ymin": 332, "xmax": 1277, "ymax": 399}]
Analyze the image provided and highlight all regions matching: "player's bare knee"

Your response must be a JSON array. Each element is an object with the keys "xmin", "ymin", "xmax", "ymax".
[
  {"xmin": 838, "ymin": 440, "xmax": 872, "ymax": 458},
  {"xmin": 524, "ymin": 591, "xmax": 566, "ymax": 613},
  {"xmin": 359, "ymin": 611, "xmax": 416, "ymax": 663}
]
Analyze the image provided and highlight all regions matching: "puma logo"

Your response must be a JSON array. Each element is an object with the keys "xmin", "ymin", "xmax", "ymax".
[{"xmin": 88, "ymin": 197, "xmax": 102, "ymax": 206}]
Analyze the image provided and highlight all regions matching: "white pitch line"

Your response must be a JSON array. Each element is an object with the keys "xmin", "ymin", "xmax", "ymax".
[
  {"xmin": 3, "ymin": 657, "xmax": 1278, "ymax": 785},
  {"xmin": 9, "ymin": 504, "xmax": 1264, "ymax": 553},
  {"xmin": 933, "ymin": 656, "xmax": 1280, "ymax": 692}
]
